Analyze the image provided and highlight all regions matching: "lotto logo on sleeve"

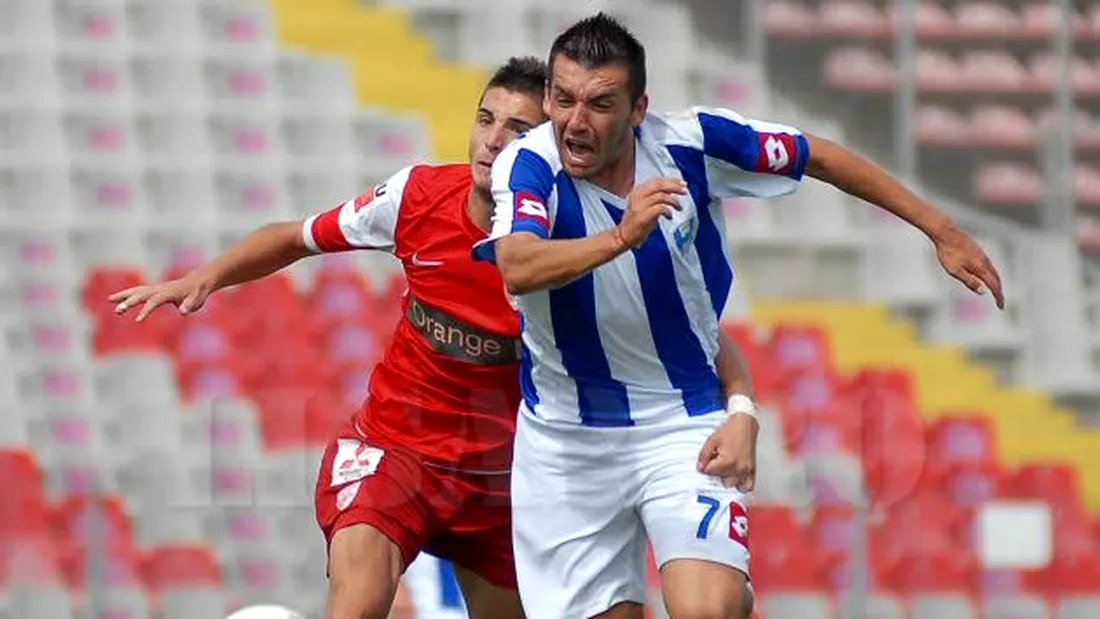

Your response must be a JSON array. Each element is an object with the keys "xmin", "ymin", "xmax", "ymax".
[
  {"xmin": 513, "ymin": 191, "xmax": 549, "ymax": 227},
  {"xmin": 728, "ymin": 500, "xmax": 749, "ymax": 546},
  {"xmin": 755, "ymin": 133, "xmax": 797, "ymax": 176}
]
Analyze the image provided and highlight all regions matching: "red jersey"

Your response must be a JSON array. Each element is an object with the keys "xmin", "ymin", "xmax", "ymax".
[{"xmin": 303, "ymin": 164, "xmax": 521, "ymax": 471}]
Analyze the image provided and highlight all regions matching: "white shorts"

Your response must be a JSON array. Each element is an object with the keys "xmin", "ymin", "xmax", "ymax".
[{"xmin": 511, "ymin": 409, "xmax": 751, "ymax": 619}]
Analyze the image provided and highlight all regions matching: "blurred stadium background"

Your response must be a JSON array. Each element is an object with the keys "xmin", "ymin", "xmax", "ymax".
[{"xmin": 2, "ymin": 0, "xmax": 1100, "ymax": 618}]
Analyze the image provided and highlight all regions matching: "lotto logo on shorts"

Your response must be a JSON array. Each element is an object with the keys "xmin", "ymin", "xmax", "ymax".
[
  {"xmin": 331, "ymin": 439, "xmax": 384, "ymax": 487},
  {"xmin": 728, "ymin": 501, "xmax": 749, "ymax": 546},
  {"xmin": 513, "ymin": 191, "xmax": 549, "ymax": 227}
]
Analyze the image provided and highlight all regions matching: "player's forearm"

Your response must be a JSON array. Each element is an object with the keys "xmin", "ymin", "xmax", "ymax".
[
  {"xmin": 495, "ymin": 230, "xmax": 627, "ymax": 295},
  {"xmin": 804, "ymin": 134, "xmax": 956, "ymax": 244},
  {"xmin": 191, "ymin": 221, "xmax": 312, "ymax": 291},
  {"xmin": 716, "ymin": 329, "xmax": 753, "ymax": 400}
]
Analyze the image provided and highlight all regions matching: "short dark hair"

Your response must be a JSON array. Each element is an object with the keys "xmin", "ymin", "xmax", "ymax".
[
  {"xmin": 484, "ymin": 56, "xmax": 548, "ymax": 102},
  {"xmin": 548, "ymin": 12, "xmax": 646, "ymax": 103}
]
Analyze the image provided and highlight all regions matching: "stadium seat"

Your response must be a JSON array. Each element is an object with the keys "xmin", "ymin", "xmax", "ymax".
[
  {"xmin": 926, "ymin": 415, "xmax": 997, "ymax": 465},
  {"xmin": 969, "ymin": 105, "xmax": 1036, "ymax": 148},
  {"xmin": 819, "ymin": 1, "xmax": 887, "ymax": 37},
  {"xmin": 1059, "ymin": 597, "xmax": 1100, "ymax": 619},
  {"xmin": 984, "ymin": 595, "xmax": 1052, "ymax": 619},
  {"xmin": 158, "ymin": 586, "xmax": 229, "ymax": 619},
  {"xmin": 5, "ymin": 584, "xmax": 73, "ymax": 619},
  {"xmin": 56, "ymin": 50, "xmax": 131, "ymax": 106},
  {"xmin": 129, "ymin": 51, "xmax": 206, "ymax": 107},
  {"xmin": 761, "ymin": 593, "xmax": 836, "ymax": 619},
  {"xmin": 953, "ymin": 1, "xmax": 1018, "ymax": 37},
  {"xmin": 764, "ymin": 1, "xmax": 816, "ymax": 37},
  {"xmin": 975, "ymin": 163, "xmax": 1042, "ymax": 206},
  {"xmin": 910, "ymin": 593, "xmax": 978, "ymax": 619},
  {"xmin": 917, "ymin": 105, "xmax": 969, "ymax": 146}
]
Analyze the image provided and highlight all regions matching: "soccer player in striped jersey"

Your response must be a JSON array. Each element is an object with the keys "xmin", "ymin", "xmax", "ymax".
[
  {"xmin": 474, "ymin": 14, "xmax": 1004, "ymax": 619},
  {"xmin": 108, "ymin": 54, "xmax": 754, "ymax": 619}
]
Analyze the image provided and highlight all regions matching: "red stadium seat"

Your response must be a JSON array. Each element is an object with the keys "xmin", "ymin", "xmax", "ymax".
[
  {"xmin": 819, "ymin": 0, "xmax": 888, "ymax": 37},
  {"xmin": 143, "ymin": 545, "xmax": 222, "ymax": 589},
  {"xmin": 52, "ymin": 496, "xmax": 133, "ymax": 550},
  {"xmin": 766, "ymin": 324, "xmax": 832, "ymax": 374},
  {"xmin": 1031, "ymin": 555, "xmax": 1100, "ymax": 595},
  {"xmin": 315, "ymin": 319, "xmax": 384, "ymax": 364},
  {"xmin": 884, "ymin": 550, "xmax": 976, "ymax": 594},
  {"xmin": 1006, "ymin": 463, "xmax": 1081, "ymax": 506},
  {"xmin": 959, "ymin": 50, "xmax": 1028, "ymax": 92},
  {"xmin": 1075, "ymin": 165, "xmax": 1100, "ymax": 206},
  {"xmin": 322, "ymin": 359, "xmax": 376, "ymax": 407},
  {"xmin": 953, "ymin": 1, "xmax": 1019, "ymax": 38},
  {"xmin": 969, "ymin": 105, "xmax": 1036, "ymax": 148},
  {"xmin": 0, "ymin": 536, "xmax": 65, "ymax": 587},
  {"xmin": 764, "ymin": 1, "xmax": 816, "ymax": 37},
  {"xmin": 940, "ymin": 461, "xmax": 1007, "ymax": 509},
  {"xmin": 975, "ymin": 163, "xmax": 1042, "ymax": 206},
  {"xmin": 254, "ymin": 388, "xmax": 349, "ymax": 449},
  {"xmin": 92, "ymin": 316, "xmax": 168, "ymax": 354},
  {"xmin": 916, "ymin": 49, "xmax": 963, "ymax": 91},
  {"xmin": 82, "ymin": 267, "xmax": 145, "ymax": 317},
  {"xmin": 748, "ymin": 504, "xmax": 837, "ymax": 593},
  {"xmin": 0, "ymin": 450, "xmax": 51, "ymax": 541},
  {"xmin": 173, "ymin": 320, "xmax": 235, "ymax": 362},
  {"xmin": 242, "ymin": 348, "xmax": 325, "ymax": 393},
  {"xmin": 176, "ymin": 357, "xmax": 248, "ymax": 401},
  {"xmin": 824, "ymin": 47, "xmax": 896, "ymax": 91},
  {"xmin": 916, "ymin": 105, "xmax": 969, "ymax": 146},
  {"xmin": 926, "ymin": 415, "xmax": 997, "ymax": 466}
]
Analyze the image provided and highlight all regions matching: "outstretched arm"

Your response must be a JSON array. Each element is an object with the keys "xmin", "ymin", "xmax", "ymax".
[
  {"xmin": 804, "ymin": 134, "xmax": 1005, "ymax": 308},
  {"xmin": 112, "ymin": 166, "xmax": 413, "ymax": 321},
  {"xmin": 110, "ymin": 221, "xmax": 311, "ymax": 321}
]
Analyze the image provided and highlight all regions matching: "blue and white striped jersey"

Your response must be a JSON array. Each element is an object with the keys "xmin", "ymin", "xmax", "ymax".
[{"xmin": 473, "ymin": 107, "xmax": 809, "ymax": 427}]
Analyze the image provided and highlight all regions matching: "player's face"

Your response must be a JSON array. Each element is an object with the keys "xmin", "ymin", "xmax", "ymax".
[
  {"xmin": 546, "ymin": 56, "xmax": 647, "ymax": 180},
  {"xmin": 469, "ymin": 86, "xmax": 545, "ymax": 194}
]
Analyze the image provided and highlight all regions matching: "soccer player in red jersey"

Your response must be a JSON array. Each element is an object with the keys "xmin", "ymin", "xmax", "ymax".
[
  {"xmin": 111, "ymin": 57, "xmax": 550, "ymax": 619},
  {"xmin": 111, "ymin": 56, "xmax": 757, "ymax": 619}
]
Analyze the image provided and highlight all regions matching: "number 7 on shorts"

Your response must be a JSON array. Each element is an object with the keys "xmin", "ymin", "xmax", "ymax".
[{"xmin": 695, "ymin": 494, "xmax": 721, "ymax": 539}]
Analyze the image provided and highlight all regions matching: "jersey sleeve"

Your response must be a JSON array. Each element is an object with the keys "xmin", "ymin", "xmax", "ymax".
[
  {"xmin": 472, "ymin": 142, "xmax": 556, "ymax": 263},
  {"xmin": 301, "ymin": 166, "xmax": 413, "ymax": 254},
  {"xmin": 677, "ymin": 106, "xmax": 810, "ymax": 199}
]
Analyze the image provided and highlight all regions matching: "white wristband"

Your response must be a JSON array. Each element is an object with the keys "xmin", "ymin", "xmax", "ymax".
[{"xmin": 726, "ymin": 394, "xmax": 758, "ymax": 420}]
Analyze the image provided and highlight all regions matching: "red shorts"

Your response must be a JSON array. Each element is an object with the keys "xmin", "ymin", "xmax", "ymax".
[{"xmin": 314, "ymin": 422, "xmax": 516, "ymax": 589}]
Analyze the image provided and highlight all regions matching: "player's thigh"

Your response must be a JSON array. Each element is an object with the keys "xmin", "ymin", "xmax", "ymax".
[
  {"xmin": 637, "ymin": 416, "xmax": 753, "ymax": 618},
  {"xmin": 451, "ymin": 562, "xmax": 524, "ymax": 619},
  {"xmin": 315, "ymin": 431, "xmax": 434, "ymax": 619},
  {"xmin": 324, "ymin": 523, "xmax": 405, "ymax": 619},
  {"xmin": 660, "ymin": 559, "xmax": 753, "ymax": 619},
  {"xmin": 511, "ymin": 419, "xmax": 648, "ymax": 619}
]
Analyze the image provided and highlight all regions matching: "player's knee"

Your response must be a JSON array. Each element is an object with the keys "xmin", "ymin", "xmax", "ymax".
[
  {"xmin": 324, "ymin": 524, "xmax": 405, "ymax": 619},
  {"xmin": 325, "ymin": 579, "xmax": 393, "ymax": 619},
  {"xmin": 669, "ymin": 585, "xmax": 752, "ymax": 619}
]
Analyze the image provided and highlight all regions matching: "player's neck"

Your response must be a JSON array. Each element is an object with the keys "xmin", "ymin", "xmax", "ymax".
[
  {"xmin": 588, "ymin": 137, "xmax": 636, "ymax": 198},
  {"xmin": 466, "ymin": 188, "xmax": 493, "ymax": 232}
]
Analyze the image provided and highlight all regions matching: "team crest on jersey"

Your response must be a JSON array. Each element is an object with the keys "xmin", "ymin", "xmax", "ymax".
[{"xmin": 673, "ymin": 217, "xmax": 696, "ymax": 252}]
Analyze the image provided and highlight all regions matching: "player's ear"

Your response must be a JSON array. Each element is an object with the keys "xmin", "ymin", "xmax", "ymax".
[{"xmin": 629, "ymin": 93, "xmax": 648, "ymax": 128}]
